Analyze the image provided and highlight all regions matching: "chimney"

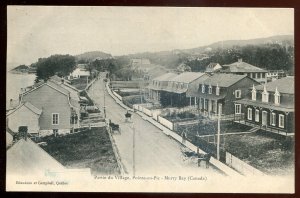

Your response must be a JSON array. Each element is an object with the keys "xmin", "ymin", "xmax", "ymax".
[
  {"xmin": 18, "ymin": 126, "xmax": 28, "ymax": 141},
  {"xmin": 238, "ymin": 58, "xmax": 243, "ymax": 63},
  {"xmin": 10, "ymin": 99, "xmax": 13, "ymax": 108}
]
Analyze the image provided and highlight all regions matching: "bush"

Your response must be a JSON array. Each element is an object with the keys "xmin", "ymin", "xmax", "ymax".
[{"xmin": 122, "ymin": 95, "xmax": 146, "ymax": 108}]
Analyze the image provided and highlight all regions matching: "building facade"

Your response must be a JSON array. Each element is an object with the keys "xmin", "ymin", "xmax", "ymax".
[
  {"xmin": 18, "ymin": 82, "xmax": 80, "ymax": 137},
  {"xmin": 220, "ymin": 59, "xmax": 268, "ymax": 84},
  {"xmin": 190, "ymin": 73, "xmax": 259, "ymax": 119},
  {"xmin": 235, "ymin": 77, "xmax": 294, "ymax": 134}
]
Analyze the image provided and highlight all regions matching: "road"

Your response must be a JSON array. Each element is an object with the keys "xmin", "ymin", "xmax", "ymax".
[{"xmin": 88, "ymin": 78, "xmax": 223, "ymax": 177}]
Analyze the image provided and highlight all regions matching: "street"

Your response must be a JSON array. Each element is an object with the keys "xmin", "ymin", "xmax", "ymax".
[{"xmin": 88, "ymin": 78, "xmax": 223, "ymax": 177}]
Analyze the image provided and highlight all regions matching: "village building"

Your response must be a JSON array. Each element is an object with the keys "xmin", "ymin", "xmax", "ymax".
[
  {"xmin": 148, "ymin": 72, "xmax": 178, "ymax": 104},
  {"xmin": 7, "ymin": 137, "xmax": 90, "ymax": 177},
  {"xmin": 6, "ymin": 128, "xmax": 15, "ymax": 148},
  {"xmin": 7, "ymin": 81, "xmax": 81, "ymax": 137},
  {"xmin": 143, "ymin": 65, "xmax": 168, "ymax": 81},
  {"xmin": 7, "ymin": 102, "xmax": 42, "ymax": 136},
  {"xmin": 205, "ymin": 63, "xmax": 222, "ymax": 73},
  {"xmin": 234, "ymin": 77, "xmax": 294, "ymax": 134},
  {"xmin": 220, "ymin": 59, "xmax": 268, "ymax": 84},
  {"xmin": 192, "ymin": 73, "xmax": 259, "ymax": 119},
  {"xmin": 149, "ymin": 72, "xmax": 209, "ymax": 107},
  {"xmin": 266, "ymin": 70, "xmax": 287, "ymax": 82},
  {"xmin": 68, "ymin": 64, "xmax": 90, "ymax": 79}
]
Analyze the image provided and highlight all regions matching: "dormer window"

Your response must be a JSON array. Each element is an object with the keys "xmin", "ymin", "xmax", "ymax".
[
  {"xmin": 208, "ymin": 85, "xmax": 212, "ymax": 94},
  {"xmin": 251, "ymin": 84, "xmax": 256, "ymax": 101},
  {"xmin": 274, "ymin": 87, "xmax": 280, "ymax": 105},
  {"xmin": 235, "ymin": 90, "xmax": 241, "ymax": 98},
  {"xmin": 216, "ymin": 84, "xmax": 220, "ymax": 96},
  {"xmin": 202, "ymin": 84, "xmax": 205, "ymax": 93},
  {"xmin": 262, "ymin": 85, "xmax": 269, "ymax": 103}
]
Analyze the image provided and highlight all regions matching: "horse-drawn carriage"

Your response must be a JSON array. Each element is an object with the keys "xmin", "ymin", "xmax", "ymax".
[
  {"xmin": 125, "ymin": 111, "xmax": 132, "ymax": 122},
  {"xmin": 181, "ymin": 147, "xmax": 212, "ymax": 168},
  {"xmin": 108, "ymin": 120, "xmax": 121, "ymax": 134}
]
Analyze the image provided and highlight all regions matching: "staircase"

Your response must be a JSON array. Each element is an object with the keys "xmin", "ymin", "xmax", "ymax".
[{"xmin": 248, "ymin": 127, "xmax": 260, "ymax": 133}]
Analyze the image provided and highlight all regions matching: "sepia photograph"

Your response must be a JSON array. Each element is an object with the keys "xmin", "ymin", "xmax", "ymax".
[{"xmin": 6, "ymin": 6, "xmax": 295, "ymax": 193}]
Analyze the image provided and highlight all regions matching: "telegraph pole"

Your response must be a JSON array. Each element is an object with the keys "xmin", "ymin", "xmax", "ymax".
[
  {"xmin": 217, "ymin": 103, "xmax": 222, "ymax": 160},
  {"xmin": 103, "ymin": 82, "xmax": 106, "ymax": 118},
  {"xmin": 132, "ymin": 122, "xmax": 136, "ymax": 176}
]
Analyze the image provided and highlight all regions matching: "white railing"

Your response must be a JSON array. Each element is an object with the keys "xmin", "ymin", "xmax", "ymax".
[
  {"xmin": 226, "ymin": 152, "xmax": 265, "ymax": 176},
  {"xmin": 157, "ymin": 116, "xmax": 173, "ymax": 130},
  {"xmin": 112, "ymin": 91, "xmax": 122, "ymax": 101}
]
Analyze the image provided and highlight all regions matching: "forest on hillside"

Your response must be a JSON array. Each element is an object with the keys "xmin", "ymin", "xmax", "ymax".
[{"xmin": 186, "ymin": 44, "xmax": 294, "ymax": 73}]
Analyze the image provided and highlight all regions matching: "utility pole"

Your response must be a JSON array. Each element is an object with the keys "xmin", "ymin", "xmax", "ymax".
[
  {"xmin": 217, "ymin": 103, "xmax": 222, "ymax": 160},
  {"xmin": 103, "ymin": 83, "xmax": 106, "ymax": 118},
  {"xmin": 132, "ymin": 122, "xmax": 136, "ymax": 176}
]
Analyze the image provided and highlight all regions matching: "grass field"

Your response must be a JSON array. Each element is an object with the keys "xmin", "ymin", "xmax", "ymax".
[
  {"xmin": 225, "ymin": 133, "xmax": 294, "ymax": 175},
  {"xmin": 40, "ymin": 127, "xmax": 120, "ymax": 175},
  {"xmin": 70, "ymin": 77, "xmax": 89, "ymax": 90}
]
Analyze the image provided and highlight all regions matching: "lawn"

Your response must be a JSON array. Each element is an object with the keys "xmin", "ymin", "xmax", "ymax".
[
  {"xmin": 70, "ymin": 77, "xmax": 89, "ymax": 90},
  {"xmin": 40, "ymin": 127, "xmax": 120, "ymax": 175},
  {"xmin": 225, "ymin": 133, "xmax": 294, "ymax": 175}
]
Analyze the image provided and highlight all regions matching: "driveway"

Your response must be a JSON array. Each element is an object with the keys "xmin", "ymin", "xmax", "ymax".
[{"xmin": 88, "ymin": 79, "xmax": 223, "ymax": 177}]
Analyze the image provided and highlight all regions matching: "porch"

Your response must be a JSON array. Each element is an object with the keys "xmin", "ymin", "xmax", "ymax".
[{"xmin": 233, "ymin": 120, "xmax": 294, "ymax": 137}]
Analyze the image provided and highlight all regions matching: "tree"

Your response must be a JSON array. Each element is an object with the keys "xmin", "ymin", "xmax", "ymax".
[{"xmin": 35, "ymin": 54, "xmax": 76, "ymax": 81}]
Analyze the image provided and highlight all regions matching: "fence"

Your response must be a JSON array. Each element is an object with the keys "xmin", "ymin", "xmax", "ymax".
[
  {"xmin": 112, "ymin": 91, "xmax": 122, "ymax": 101},
  {"xmin": 157, "ymin": 116, "xmax": 174, "ymax": 130},
  {"xmin": 110, "ymin": 81, "xmax": 149, "ymax": 89},
  {"xmin": 226, "ymin": 152, "xmax": 265, "ymax": 176}
]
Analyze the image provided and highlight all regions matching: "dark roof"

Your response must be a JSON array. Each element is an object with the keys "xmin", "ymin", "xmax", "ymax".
[
  {"xmin": 255, "ymin": 76, "xmax": 294, "ymax": 94},
  {"xmin": 235, "ymin": 98, "xmax": 294, "ymax": 112},
  {"xmin": 221, "ymin": 61, "xmax": 267, "ymax": 73},
  {"xmin": 202, "ymin": 73, "xmax": 248, "ymax": 87}
]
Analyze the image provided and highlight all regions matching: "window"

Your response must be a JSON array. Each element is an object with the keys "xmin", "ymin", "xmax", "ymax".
[
  {"xmin": 235, "ymin": 104, "xmax": 241, "ymax": 114},
  {"xmin": 251, "ymin": 85, "xmax": 256, "ymax": 101},
  {"xmin": 216, "ymin": 85, "xmax": 220, "ymax": 96},
  {"xmin": 235, "ymin": 90, "xmax": 241, "ymax": 98},
  {"xmin": 52, "ymin": 113, "xmax": 59, "ymax": 125},
  {"xmin": 274, "ymin": 87, "xmax": 280, "ymax": 105},
  {"xmin": 262, "ymin": 73, "xmax": 265, "ymax": 78},
  {"xmin": 262, "ymin": 92, "xmax": 269, "ymax": 103},
  {"xmin": 262, "ymin": 85, "xmax": 269, "ymax": 103},
  {"xmin": 279, "ymin": 114, "xmax": 284, "ymax": 128},
  {"xmin": 208, "ymin": 85, "xmax": 212, "ymax": 94},
  {"xmin": 247, "ymin": 108, "xmax": 252, "ymax": 120},
  {"xmin": 202, "ymin": 84, "xmax": 205, "ymax": 93},
  {"xmin": 270, "ymin": 113, "xmax": 276, "ymax": 126},
  {"xmin": 255, "ymin": 109, "xmax": 260, "ymax": 122}
]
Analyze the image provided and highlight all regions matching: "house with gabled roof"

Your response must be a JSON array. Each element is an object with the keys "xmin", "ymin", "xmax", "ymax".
[
  {"xmin": 193, "ymin": 73, "xmax": 259, "ymax": 119},
  {"xmin": 7, "ymin": 137, "xmax": 91, "ymax": 178},
  {"xmin": 220, "ymin": 59, "xmax": 268, "ymax": 84},
  {"xmin": 15, "ymin": 81, "xmax": 80, "ymax": 137},
  {"xmin": 7, "ymin": 102, "xmax": 42, "ymax": 136},
  {"xmin": 234, "ymin": 77, "xmax": 294, "ymax": 134},
  {"xmin": 205, "ymin": 63, "xmax": 222, "ymax": 73},
  {"xmin": 148, "ymin": 73, "xmax": 178, "ymax": 103},
  {"xmin": 148, "ymin": 72, "xmax": 209, "ymax": 107}
]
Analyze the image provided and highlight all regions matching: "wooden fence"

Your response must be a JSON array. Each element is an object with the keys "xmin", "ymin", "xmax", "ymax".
[
  {"xmin": 226, "ymin": 152, "xmax": 265, "ymax": 176},
  {"xmin": 157, "ymin": 116, "xmax": 174, "ymax": 130}
]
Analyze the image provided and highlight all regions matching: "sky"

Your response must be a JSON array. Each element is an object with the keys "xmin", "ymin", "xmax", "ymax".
[{"xmin": 7, "ymin": 6, "xmax": 294, "ymax": 66}]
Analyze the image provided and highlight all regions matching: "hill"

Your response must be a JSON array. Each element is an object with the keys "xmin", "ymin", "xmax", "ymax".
[
  {"xmin": 183, "ymin": 35, "xmax": 294, "ymax": 54},
  {"xmin": 75, "ymin": 51, "xmax": 112, "ymax": 63},
  {"xmin": 9, "ymin": 64, "xmax": 29, "ymax": 73}
]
